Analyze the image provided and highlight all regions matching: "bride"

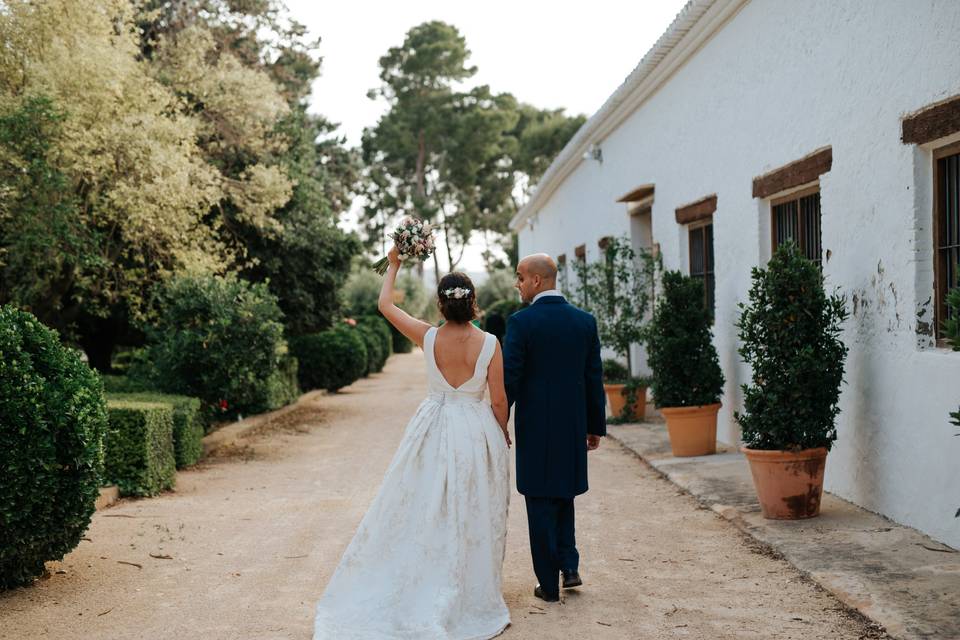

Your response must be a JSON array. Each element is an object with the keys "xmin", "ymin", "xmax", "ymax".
[{"xmin": 313, "ymin": 246, "xmax": 513, "ymax": 640}]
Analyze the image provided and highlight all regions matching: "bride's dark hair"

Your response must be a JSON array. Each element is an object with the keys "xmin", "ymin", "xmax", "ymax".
[{"xmin": 437, "ymin": 272, "xmax": 479, "ymax": 324}]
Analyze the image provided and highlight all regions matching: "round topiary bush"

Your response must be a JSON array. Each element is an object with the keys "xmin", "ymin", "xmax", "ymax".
[
  {"xmin": 0, "ymin": 305, "xmax": 108, "ymax": 588},
  {"xmin": 391, "ymin": 325, "xmax": 414, "ymax": 353},
  {"xmin": 290, "ymin": 327, "xmax": 367, "ymax": 392},
  {"xmin": 356, "ymin": 323, "xmax": 384, "ymax": 375},
  {"xmin": 142, "ymin": 274, "xmax": 289, "ymax": 422},
  {"xmin": 357, "ymin": 315, "xmax": 393, "ymax": 359},
  {"xmin": 358, "ymin": 315, "xmax": 391, "ymax": 368}
]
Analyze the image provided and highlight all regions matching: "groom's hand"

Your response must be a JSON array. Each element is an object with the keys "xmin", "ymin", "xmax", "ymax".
[{"xmin": 587, "ymin": 434, "xmax": 601, "ymax": 451}]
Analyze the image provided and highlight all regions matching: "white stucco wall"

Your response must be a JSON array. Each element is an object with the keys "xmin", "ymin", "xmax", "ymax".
[{"xmin": 517, "ymin": 0, "xmax": 960, "ymax": 547}]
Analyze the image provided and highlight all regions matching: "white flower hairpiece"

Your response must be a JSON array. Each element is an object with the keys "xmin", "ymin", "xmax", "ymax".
[{"xmin": 442, "ymin": 287, "xmax": 472, "ymax": 300}]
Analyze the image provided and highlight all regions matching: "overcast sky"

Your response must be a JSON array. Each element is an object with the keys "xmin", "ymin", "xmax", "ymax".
[{"xmin": 284, "ymin": 0, "xmax": 689, "ymax": 272}]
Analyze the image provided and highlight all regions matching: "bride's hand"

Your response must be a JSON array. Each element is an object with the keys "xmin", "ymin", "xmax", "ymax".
[
  {"xmin": 387, "ymin": 245, "xmax": 401, "ymax": 268},
  {"xmin": 502, "ymin": 428, "xmax": 512, "ymax": 448}
]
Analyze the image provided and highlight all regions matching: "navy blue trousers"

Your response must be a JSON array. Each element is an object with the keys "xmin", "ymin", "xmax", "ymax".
[{"xmin": 524, "ymin": 496, "xmax": 579, "ymax": 597}]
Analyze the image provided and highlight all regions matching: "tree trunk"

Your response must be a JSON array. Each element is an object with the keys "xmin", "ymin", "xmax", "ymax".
[{"xmin": 415, "ymin": 130, "xmax": 426, "ymax": 201}]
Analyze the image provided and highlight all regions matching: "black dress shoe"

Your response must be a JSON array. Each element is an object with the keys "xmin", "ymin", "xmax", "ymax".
[
  {"xmin": 534, "ymin": 584, "xmax": 560, "ymax": 602},
  {"xmin": 562, "ymin": 570, "xmax": 582, "ymax": 589}
]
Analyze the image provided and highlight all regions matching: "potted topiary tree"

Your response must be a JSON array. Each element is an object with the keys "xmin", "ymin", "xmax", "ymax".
[
  {"xmin": 572, "ymin": 236, "xmax": 658, "ymax": 422},
  {"xmin": 735, "ymin": 242, "xmax": 849, "ymax": 519},
  {"xmin": 601, "ymin": 359, "xmax": 650, "ymax": 421},
  {"xmin": 644, "ymin": 270, "xmax": 725, "ymax": 456},
  {"xmin": 944, "ymin": 278, "xmax": 959, "ymax": 518}
]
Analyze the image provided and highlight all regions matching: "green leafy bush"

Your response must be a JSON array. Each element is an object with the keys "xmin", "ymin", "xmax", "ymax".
[
  {"xmin": 486, "ymin": 298, "xmax": 523, "ymax": 319},
  {"xmin": 0, "ymin": 305, "xmax": 108, "ymax": 589},
  {"xmin": 107, "ymin": 393, "xmax": 204, "ymax": 468},
  {"xmin": 103, "ymin": 400, "xmax": 176, "ymax": 497},
  {"xmin": 359, "ymin": 315, "xmax": 392, "ymax": 366},
  {"xmin": 485, "ymin": 298, "xmax": 524, "ymax": 343},
  {"xmin": 477, "ymin": 269, "xmax": 517, "ymax": 310},
  {"xmin": 100, "ymin": 374, "xmax": 152, "ymax": 394},
  {"xmin": 290, "ymin": 328, "xmax": 367, "ymax": 392},
  {"xmin": 356, "ymin": 324, "xmax": 384, "ymax": 375},
  {"xmin": 263, "ymin": 354, "xmax": 301, "ymax": 412},
  {"xmin": 735, "ymin": 242, "xmax": 849, "ymax": 451},
  {"xmin": 602, "ymin": 359, "xmax": 629, "ymax": 384},
  {"xmin": 391, "ymin": 325, "xmax": 414, "ymax": 353},
  {"xmin": 142, "ymin": 274, "xmax": 290, "ymax": 422},
  {"xmin": 644, "ymin": 271, "xmax": 724, "ymax": 408}
]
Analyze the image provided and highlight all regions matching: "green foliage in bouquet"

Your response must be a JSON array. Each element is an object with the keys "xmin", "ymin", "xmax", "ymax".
[
  {"xmin": 735, "ymin": 243, "xmax": 848, "ymax": 451},
  {"xmin": 0, "ymin": 305, "xmax": 108, "ymax": 589}
]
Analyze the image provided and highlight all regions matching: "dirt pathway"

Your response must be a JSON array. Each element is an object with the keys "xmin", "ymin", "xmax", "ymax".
[{"xmin": 0, "ymin": 351, "xmax": 883, "ymax": 639}]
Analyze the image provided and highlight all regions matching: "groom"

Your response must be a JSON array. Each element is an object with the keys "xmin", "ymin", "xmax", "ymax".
[{"xmin": 503, "ymin": 253, "xmax": 606, "ymax": 603}]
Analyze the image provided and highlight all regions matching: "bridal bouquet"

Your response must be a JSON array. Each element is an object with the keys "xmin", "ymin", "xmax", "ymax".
[{"xmin": 371, "ymin": 216, "xmax": 436, "ymax": 275}]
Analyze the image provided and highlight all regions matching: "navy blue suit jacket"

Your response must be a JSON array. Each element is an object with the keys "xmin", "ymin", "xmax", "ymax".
[{"xmin": 503, "ymin": 295, "xmax": 606, "ymax": 498}]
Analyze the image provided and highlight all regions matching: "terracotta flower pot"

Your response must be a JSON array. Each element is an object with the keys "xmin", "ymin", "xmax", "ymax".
[
  {"xmin": 660, "ymin": 403, "xmax": 720, "ymax": 457},
  {"xmin": 603, "ymin": 383, "xmax": 646, "ymax": 421},
  {"xmin": 741, "ymin": 446, "xmax": 828, "ymax": 519}
]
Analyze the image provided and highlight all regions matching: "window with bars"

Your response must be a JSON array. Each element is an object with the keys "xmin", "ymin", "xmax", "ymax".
[
  {"xmin": 689, "ymin": 223, "xmax": 715, "ymax": 317},
  {"xmin": 935, "ymin": 146, "xmax": 960, "ymax": 342},
  {"xmin": 771, "ymin": 186, "xmax": 822, "ymax": 267}
]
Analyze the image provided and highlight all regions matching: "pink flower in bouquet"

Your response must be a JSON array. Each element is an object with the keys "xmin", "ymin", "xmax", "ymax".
[{"xmin": 371, "ymin": 217, "xmax": 437, "ymax": 275}]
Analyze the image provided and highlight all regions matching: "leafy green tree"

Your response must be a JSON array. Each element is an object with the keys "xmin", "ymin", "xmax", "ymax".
[
  {"xmin": 571, "ymin": 237, "xmax": 658, "ymax": 374},
  {"xmin": 0, "ymin": 97, "xmax": 102, "ymax": 332},
  {"xmin": 362, "ymin": 21, "xmax": 519, "ymax": 280},
  {"xmin": 0, "ymin": 0, "xmax": 224, "ymax": 369}
]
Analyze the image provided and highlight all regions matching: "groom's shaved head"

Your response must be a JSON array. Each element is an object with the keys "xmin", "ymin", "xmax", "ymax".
[
  {"xmin": 515, "ymin": 253, "xmax": 558, "ymax": 303},
  {"xmin": 520, "ymin": 254, "xmax": 558, "ymax": 281}
]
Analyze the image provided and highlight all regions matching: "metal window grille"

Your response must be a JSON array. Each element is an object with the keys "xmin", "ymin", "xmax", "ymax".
[
  {"xmin": 936, "ymin": 150, "xmax": 960, "ymax": 340},
  {"xmin": 689, "ymin": 223, "xmax": 715, "ymax": 317},
  {"xmin": 772, "ymin": 189, "xmax": 822, "ymax": 268}
]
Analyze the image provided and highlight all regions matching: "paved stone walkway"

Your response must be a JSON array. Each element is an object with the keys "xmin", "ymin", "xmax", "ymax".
[{"xmin": 0, "ymin": 352, "xmax": 885, "ymax": 639}]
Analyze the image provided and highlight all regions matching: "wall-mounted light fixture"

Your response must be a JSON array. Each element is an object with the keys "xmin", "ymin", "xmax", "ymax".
[{"xmin": 582, "ymin": 143, "xmax": 602, "ymax": 164}]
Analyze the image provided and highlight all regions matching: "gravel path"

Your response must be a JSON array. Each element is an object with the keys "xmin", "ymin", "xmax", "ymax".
[{"xmin": 0, "ymin": 351, "xmax": 883, "ymax": 639}]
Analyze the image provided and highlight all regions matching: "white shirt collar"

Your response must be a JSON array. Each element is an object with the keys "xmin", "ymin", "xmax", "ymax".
[{"xmin": 532, "ymin": 289, "xmax": 563, "ymax": 303}]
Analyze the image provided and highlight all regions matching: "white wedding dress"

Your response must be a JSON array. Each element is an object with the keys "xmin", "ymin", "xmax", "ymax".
[{"xmin": 313, "ymin": 327, "xmax": 511, "ymax": 640}]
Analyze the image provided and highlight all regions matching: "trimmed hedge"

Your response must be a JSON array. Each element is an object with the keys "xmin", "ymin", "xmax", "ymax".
[
  {"xmin": 104, "ymin": 400, "xmax": 176, "ymax": 497},
  {"xmin": 290, "ymin": 327, "xmax": 367, "ymax": 392},
  {"xmin": 0, "ymin": 305, "xmax": 108, "ymax": 589},
  {"xmin": 107, "ymin": 393, "xmax": 204, "ymax": 468}
]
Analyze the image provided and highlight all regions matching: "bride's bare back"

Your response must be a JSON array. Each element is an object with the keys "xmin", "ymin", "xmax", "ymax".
[{"xmin": 433, "ymin": 325, "xmax": 487, "ymax": 389}]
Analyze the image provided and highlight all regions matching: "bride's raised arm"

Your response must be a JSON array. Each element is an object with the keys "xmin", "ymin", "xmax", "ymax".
[{"xmin": 377, "ymin": 245, "xmax": 433, "ymax": 348}]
